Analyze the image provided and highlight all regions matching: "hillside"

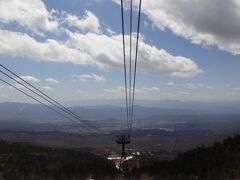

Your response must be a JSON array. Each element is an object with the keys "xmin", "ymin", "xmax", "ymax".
[
  {"xmin": 1, "ymin": 103, "xmax": 240, "ymax": 133},
  {"xmin": 0, "ymin": 135, "xmax": 240, "ymax": 179},
  {"xmin": 132, "ymin": 135, "xmax": 240, "ymax": 179},
  {"xmin": 0, "ymin": 140, "xmax": 116, "ymax": 180}
]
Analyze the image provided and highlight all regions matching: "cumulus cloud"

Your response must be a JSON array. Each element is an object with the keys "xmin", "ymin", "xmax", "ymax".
[
  {"xmin": 0, "ymin": 0, "xmax": 202, "ymax": 78},
  {"xmin": 7, "ymin": 83, "xmax": 29, "ymax": 90},
  {"xmin": 178, "ymin": 91, "xmax": 191, "ymax": 95},
  {"xmin": 72, "ymin": 73, "xmax": 106, "ymax": 82},
  {"xmin": 0, "ymin": 0, "xmax": 59, "ymax": 35},
  {"xmin": 41, "ymin": 86, "xmax": 53, "ymax": 91},
  {"xmin": 104, "ymin": 86, "xmax": 159, "ymax": 94},
  {"xmin": 65, "ymin": 10, "xmax": 101, "ymax": 33},
  {"xmin": 45, "ymin": 78, "xmax": 59, "ymax": 85},
  {"xmin": 0, "ymin": 85, "xmax": 5, "ymax": 90},
  {"xmin": 67, "ymin": 31, "xmax": 202, "ymax": 77},
  {"xmin": 0, "ymin": 29, "xmax": 201, "ymax": 77},
  {"xmin": 137, "ymin": 86, "xmax": 159, "ymax": 93},
  {"xmin": 180, "ymin": 83, "xmax": 203, "ymax": 89},
  {"xmin": 106, "ymin": 27, "xmax": 115, "ymax": 35},
  {"xmin": 20, "ymin": 75, "xmax": 41, "ymax": 82},
  {"xmin": 166, "ymin": 82, "xmax": 212, "ymax": 89},
  {"xmin": 114, "ymin": 0, "xmax": 240, "ymax": 55},
  {"xmin": 14, "ymin": 83, "xmax": 27, "ymax": 90},
  {"xmin": 0, "ymin": 30, "xmax": 91, "ymax": 65},
  {"xmin": 104, "ymin": 86, "xmax": 125, "ymax": 93},
  {"xmin": 166, "ymin": 82, "xmax": 175, "ymax": 86}
]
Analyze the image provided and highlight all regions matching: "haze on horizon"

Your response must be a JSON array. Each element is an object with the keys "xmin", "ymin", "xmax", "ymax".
[{"xmin": 1, "ymin": 0, "xmax": 240, "ymax": 106}]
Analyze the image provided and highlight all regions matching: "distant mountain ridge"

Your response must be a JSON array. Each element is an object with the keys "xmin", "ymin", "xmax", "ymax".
[
  {"xmin": 1, "ymin": 102, "xmax": 240, "ymax": 123},
  {"xmin": 0, "ymin": 102, "xmax": 198, "ymax": 122},
  {"xmin": 1, "ymin": 102, "xmax": 240, "ymax": 133},
  {"xmin": 66, "ymin": 99, "xmax": 240, "ymax": 113}
]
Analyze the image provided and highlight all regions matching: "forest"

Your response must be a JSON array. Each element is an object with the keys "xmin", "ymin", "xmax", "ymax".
[
  {"xmin": 0, "ymin": 135, "xmax": 240, "ymax": 179},
  {"xmin": 0, "ymin": 140, "xmax": 116, "ymax": 180},
  {"xmin": 132, "ymin": 135, "xmax": 240, "ymax": 180}
]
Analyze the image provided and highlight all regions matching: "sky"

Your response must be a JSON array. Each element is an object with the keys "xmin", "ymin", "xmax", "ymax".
[{"xmin": 0, "ymin": 0, "xmax": 240, "ymax": 105}]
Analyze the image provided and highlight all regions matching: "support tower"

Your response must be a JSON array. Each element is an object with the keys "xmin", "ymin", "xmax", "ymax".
[{"xmin": 116, "ymin": 135, "xmax": 130, "ymax": 171}]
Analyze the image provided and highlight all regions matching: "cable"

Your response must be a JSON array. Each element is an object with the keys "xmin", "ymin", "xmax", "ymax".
[
  {"xmin": 0, "ymin": 68, "xmax": 107, "ymax": 137},
  {"xmin": 0, "ymin": 69, "xmax": 102, "ymax": 133},
  {"xmin": 0, "ymin": 77, "xmax": 85, "ymax": 132},
  {"xmin": 0, "ymin": 64, "xmax": 96, "ymax": 130},
  {"xmin": 0, "ymin": 69, "xmax": 91, "ymax": 129},
  {"xmin": 128, "ymin": 0, "xmax": 133, "ymax": 133},
  {"xmin": 127, "ymin": 0, "xmax": 134, "ymax": 157},
  {"xmin": 130, "ymin": 0, "xmax": 142, "ymax": 132},
  {"xmin": 0, "ymin": 75, "xmax": 113, "ymax": 141},
  {"xmin": 0, "ymin": 64, "xmax": 101, "ymax": 133},
  {"xmin": 121, "ymin": 0, "xmax": 129, "ymax": 133}
]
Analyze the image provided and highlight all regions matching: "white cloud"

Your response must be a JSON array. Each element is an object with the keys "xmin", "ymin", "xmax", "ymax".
[
  {"xmin": 143, "ymin": 21, "xmax": 149, "ymax": 28},
  {"xmin": 0, "ymin": 0, "xmax": 201, "ymax": 78},
  {"xmin": 41, "ymin": 86, "xmax": 53, "ymax": 91},
  {"xmin": 0, "ymin": 85, "xmax": 5, "ymax": 90},
  {"xmin": 178, "ymin": 91, "xmax": 190, "ymax": 95},
  {"xmin": 78, "ymin": 90, "xmax": 88, "ymax": 95},
  {"xmin": 67, "ymin": 31, "xmax": 202, "ymax": 77},
  {"xmin": 20, "ymin": 75, "xmax": 41, "ymax": 83},
  {"xmin": 7, "ymin": 83, "xmax": 28, "ymax": 90},
  {"xmin": 0, "ymin": 30, "xmax": 91, "ymax": 65},
  {"xmin": 166, "ymin": 82, "xmax": 174, "ymax": 86},
  {"xmin": 65, "ymin": 10, "xmax": 100, "ymax": 33},
  {"xmin": 0, "ymin": 94, "xmax": 8, "ymax": 98},
  {"xmin": 72, "ymin": 73, "xmax": 106, "ymax": 82},
  {"xmin": 0, "ymin": 29, "xmax": 201, "ymax": 78},
  {"xmin": 104, "ymin": 86, "xmax": 124, "ymax": 93},
  {"xmin": 14, "ymin": 83, "xmax": 26, "ymax": 90},
  {"xmin": 104, "ymin": 86, "xmax": 159, "ymax": 94},
  {"xmin": 233, "ymin": 87, "xmax": 240, "ymax": 91},
  {"xmin": 114, "ymin": 0, "xmax": 240, "ymax": 55},
  {"xmin": 45, "ymin": 78, "xmax": 59, "ymax": 85},
  {"xmin": 181, "ymin": 83, "xmax": 210, "ymax": 89},
  {"xmin": 138, "ymin": 86, "xmax": 159, "ymax": 93},
  {"xmin": 166, "ymin": 82, "xmax": 212, "ymax": 89},
  {"xmin": 106, "ymin": 27, "xmax": 115, "ymax": 35},
  {"xmin": 0, "ymin": 0, "xmax": 58, "ymax": 35},
  {"xmin": 182, "ymin": 83, "xmax": 202, "ymax": 89},
  {"xmin": 206, "ymin": 86, "xmax": 214, "ymax": 90}
]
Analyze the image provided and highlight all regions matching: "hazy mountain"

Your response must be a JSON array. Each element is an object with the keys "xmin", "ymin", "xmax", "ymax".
[
  {"xmin": 0, "ymin": 102, "xmax": 196, "ymax": 122},
  {"xmin": 65, "ymin": 99, "xmax": 240, "ymax": 114},
  {"xmin": 1, "ymin": 102, "xmax": 240, "ymax": 133},
  {"xmin": 1, "ymin": 101, "xmax": 240, "ymax": 121}
]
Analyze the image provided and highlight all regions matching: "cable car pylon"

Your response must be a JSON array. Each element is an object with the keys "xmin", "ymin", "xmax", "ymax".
[
  {"xmin": 116, "ymin": 0, "xmax": 142, "ymax": 172},
  {"xmin": 116, "ymin": 135, "xmax": 130, "ymax": 171}
]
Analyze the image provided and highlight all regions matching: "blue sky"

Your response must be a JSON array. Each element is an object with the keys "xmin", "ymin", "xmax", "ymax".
[{"xmin": 0, "ymin": 0, "xmax": 240, "ymax": 105}]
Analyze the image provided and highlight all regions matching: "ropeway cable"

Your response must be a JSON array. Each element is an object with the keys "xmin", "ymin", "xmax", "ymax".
[
  {"xmin": 130, "ymin": 0, "xmax": 142, "ymax": 133},
  {"xmin": 0, "ymin": 64, "xmax": 98, "ymax": 131},
  {"xmin": 0, "ymin": 64, "xmax": 107, "ymax": 135},
  {"xmin": 0, "ymin": 77, "xmax": 86, "ymax": 133},
  {"xmin": 120, "ymin": 0, "xmax": 130, "ymax": 133}
]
